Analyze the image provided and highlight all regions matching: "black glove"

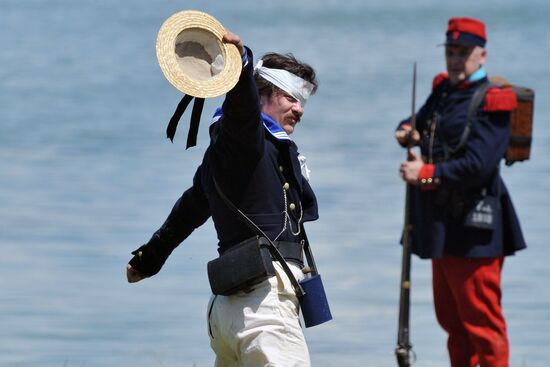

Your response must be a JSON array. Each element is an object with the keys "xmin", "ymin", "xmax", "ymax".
[{"xmin": 128, "ymin": 238, "xmax": 166, "ymax": 277}]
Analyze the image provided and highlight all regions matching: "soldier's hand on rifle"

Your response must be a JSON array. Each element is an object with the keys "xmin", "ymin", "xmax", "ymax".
[
  {"xmin": 395, "ymin": 124, "xmax": 420, "ymax": 147},
  {"xmin": 399, "ymin": 150, "xmax": 424, "ymax": 185}
]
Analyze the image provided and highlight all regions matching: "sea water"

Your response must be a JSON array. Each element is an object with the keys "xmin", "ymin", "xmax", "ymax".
[{"xmin": 1, "ymin": 0, "xmax": 549, "ymax": 366}]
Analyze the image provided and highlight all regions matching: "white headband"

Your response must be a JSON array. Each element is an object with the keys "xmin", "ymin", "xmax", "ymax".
[{"xmin": 254, "ymin": 59, "xmax": 314, "ymax": 106}]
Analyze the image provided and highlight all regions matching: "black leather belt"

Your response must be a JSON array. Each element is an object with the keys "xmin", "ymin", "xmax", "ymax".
[{"xmin": 273, "ymin": 241, "xmax": 304, "ymax": 266}]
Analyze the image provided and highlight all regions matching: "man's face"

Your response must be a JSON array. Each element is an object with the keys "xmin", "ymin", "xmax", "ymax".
[
  {"xmin": 445, "ymin": 44, "xmax": 486, "ymax": 84},
  {"xmin": 260, "ymin": 90, "xmax": 304, "ymax": 135}
]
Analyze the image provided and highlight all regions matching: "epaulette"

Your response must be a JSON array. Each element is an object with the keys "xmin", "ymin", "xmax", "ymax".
[
  {"xmin": 432, "ymin": 73, "xmax": 448, "ymax": 90},
  {"xmin": 483, "ymin": 86, "xmax": 517, "ymax": 112}
]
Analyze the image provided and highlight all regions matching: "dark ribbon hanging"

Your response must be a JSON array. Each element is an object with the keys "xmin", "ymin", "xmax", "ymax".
[{"xmin": 166, "ymin": 94, "xmax": 205, "ymax": 149}]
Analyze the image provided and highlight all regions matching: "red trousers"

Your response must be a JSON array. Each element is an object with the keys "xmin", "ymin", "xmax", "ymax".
[{"xmin": 432, "ymin": 256, "xmax": 509, "ymax": 367}]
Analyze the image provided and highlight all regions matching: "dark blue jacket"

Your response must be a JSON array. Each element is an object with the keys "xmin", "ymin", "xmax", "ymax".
[
  {"xmin": 131, "ymin": 49, "xmax": 318, "ymax": 275},
  {"xmin": 398, "ymin": 73, "xmax": 526, "ymax": 259}
]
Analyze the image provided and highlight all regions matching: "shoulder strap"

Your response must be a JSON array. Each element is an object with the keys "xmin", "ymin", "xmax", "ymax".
[
  {"xmin": 300, "ymin": 223, "xmax": 318, "ymax": 276},
  {"xmin": 449, "ymin": 82, "xmax": 492, "ymax": 154},
  {"xmin": 213, "ymin": 179, "xmax": 305, "ymax": 297}
]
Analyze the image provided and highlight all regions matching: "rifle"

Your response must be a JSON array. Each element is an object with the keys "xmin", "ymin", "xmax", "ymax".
[{"xmin": 395, "ymin": 62, "xmax": 417, "ymax": 367}]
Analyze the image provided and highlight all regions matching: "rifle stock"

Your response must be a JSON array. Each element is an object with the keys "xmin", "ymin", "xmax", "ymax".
[
  {"xmin": 395, "ymin": 62, "xmax": 417, "ymax": 367},
  {"xmin": 395, "ymin": 186, "xmax": 413, "ymax": 367}
]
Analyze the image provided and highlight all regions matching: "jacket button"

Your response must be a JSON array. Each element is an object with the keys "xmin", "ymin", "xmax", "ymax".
[
  {"xmin": 283, "ymin": 182, "xmax": 290, "ymax": 190},
  {"xmin": 289, "ymin": 203, "xmax": 296, "ymax": 211}
]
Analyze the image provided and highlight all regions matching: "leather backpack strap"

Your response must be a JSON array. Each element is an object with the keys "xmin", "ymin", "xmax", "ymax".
[{"xmin": 449, "ymin": 82, "xmax": 492, "ymax": 154}]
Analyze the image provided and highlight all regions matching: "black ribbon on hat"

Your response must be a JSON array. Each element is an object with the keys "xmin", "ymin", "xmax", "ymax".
[{"xmin": 166, "ymin": 94, "xmax": 205, "ymax": 149}]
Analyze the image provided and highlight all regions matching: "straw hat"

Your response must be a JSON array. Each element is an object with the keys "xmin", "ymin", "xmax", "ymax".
[{"xmin": 156, "ymin": 10, "xmax": 242, "ymax": 98}]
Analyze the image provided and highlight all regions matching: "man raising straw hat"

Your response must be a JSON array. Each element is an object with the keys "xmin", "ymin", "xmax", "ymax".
[{"xmin": 126, "ymin": 10, "xmax": 326, "ymax": 367}]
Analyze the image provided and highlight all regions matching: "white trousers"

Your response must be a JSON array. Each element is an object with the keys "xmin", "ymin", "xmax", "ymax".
[{"xmin": 207, "ymin": 262, "xmax": 311, "ymax": 367}]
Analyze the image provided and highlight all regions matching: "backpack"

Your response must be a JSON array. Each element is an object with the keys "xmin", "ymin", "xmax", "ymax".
[{"xmin": 465, "ymin": 77, "xmax": 535, "ymax": 166}]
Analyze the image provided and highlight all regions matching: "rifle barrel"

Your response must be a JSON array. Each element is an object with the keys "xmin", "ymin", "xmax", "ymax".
[{"xmin": 395, "ymin": 62, "xmax": 417, "ymax": 367}]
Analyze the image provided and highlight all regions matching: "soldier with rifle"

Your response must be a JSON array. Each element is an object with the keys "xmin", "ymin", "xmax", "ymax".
[{"xmin": 395, "ymin": 17, "xmax": 526, "ymax": 367}]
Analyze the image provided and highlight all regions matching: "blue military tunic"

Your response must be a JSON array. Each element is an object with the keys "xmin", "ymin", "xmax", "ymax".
[
  {"xmin": 398, "ymin": 72, "xmax": 526, "ymax": 259},
  {"xmin": 130, "ymin": 48, "xmax": 318, "ymax": 275}
]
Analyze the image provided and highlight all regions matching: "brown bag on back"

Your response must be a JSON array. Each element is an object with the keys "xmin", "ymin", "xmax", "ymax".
[{"xmin": 490, "ymin": 76, "xmax": 535, "ymax": 165}]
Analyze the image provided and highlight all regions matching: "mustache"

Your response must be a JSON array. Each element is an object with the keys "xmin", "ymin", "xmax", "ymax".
[{"xmin": 286, "ymin": 112, "xmax": 301, "ymax": 123}]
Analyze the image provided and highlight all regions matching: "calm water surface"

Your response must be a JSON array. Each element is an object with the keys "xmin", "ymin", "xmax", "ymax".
[{"xmin": 1, "ymin": 0, "xmax": 549, "ymax": 366}]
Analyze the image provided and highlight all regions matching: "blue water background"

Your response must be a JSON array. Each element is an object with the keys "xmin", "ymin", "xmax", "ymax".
[{"xmin": 1, "ymin": 0, "xmax": 549, "ymax": 366}]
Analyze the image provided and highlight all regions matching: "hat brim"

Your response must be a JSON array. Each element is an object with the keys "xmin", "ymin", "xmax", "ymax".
[
  {"xmin": 156, "ymin": 10, "xmax": 242, "ymax": 98},
  {"xmin": 444, "ymin": 40, "xmax": 481, "ymax": 47},
  {"xmin": 444, "ymin": 32, "xmax": 486, "ymax": 48}
]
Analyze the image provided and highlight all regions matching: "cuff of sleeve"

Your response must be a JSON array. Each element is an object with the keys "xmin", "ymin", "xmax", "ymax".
[
  {"xmin": 418, "ymin": 164, "xmax": 440, "ymax": 190},
  {"xmin": 242, "ymin": 49, "xmax": 249, "ymax": 67},
  {"xmin": 242, "ymin": 46, "xmax": 253, "ymax": 69}
]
